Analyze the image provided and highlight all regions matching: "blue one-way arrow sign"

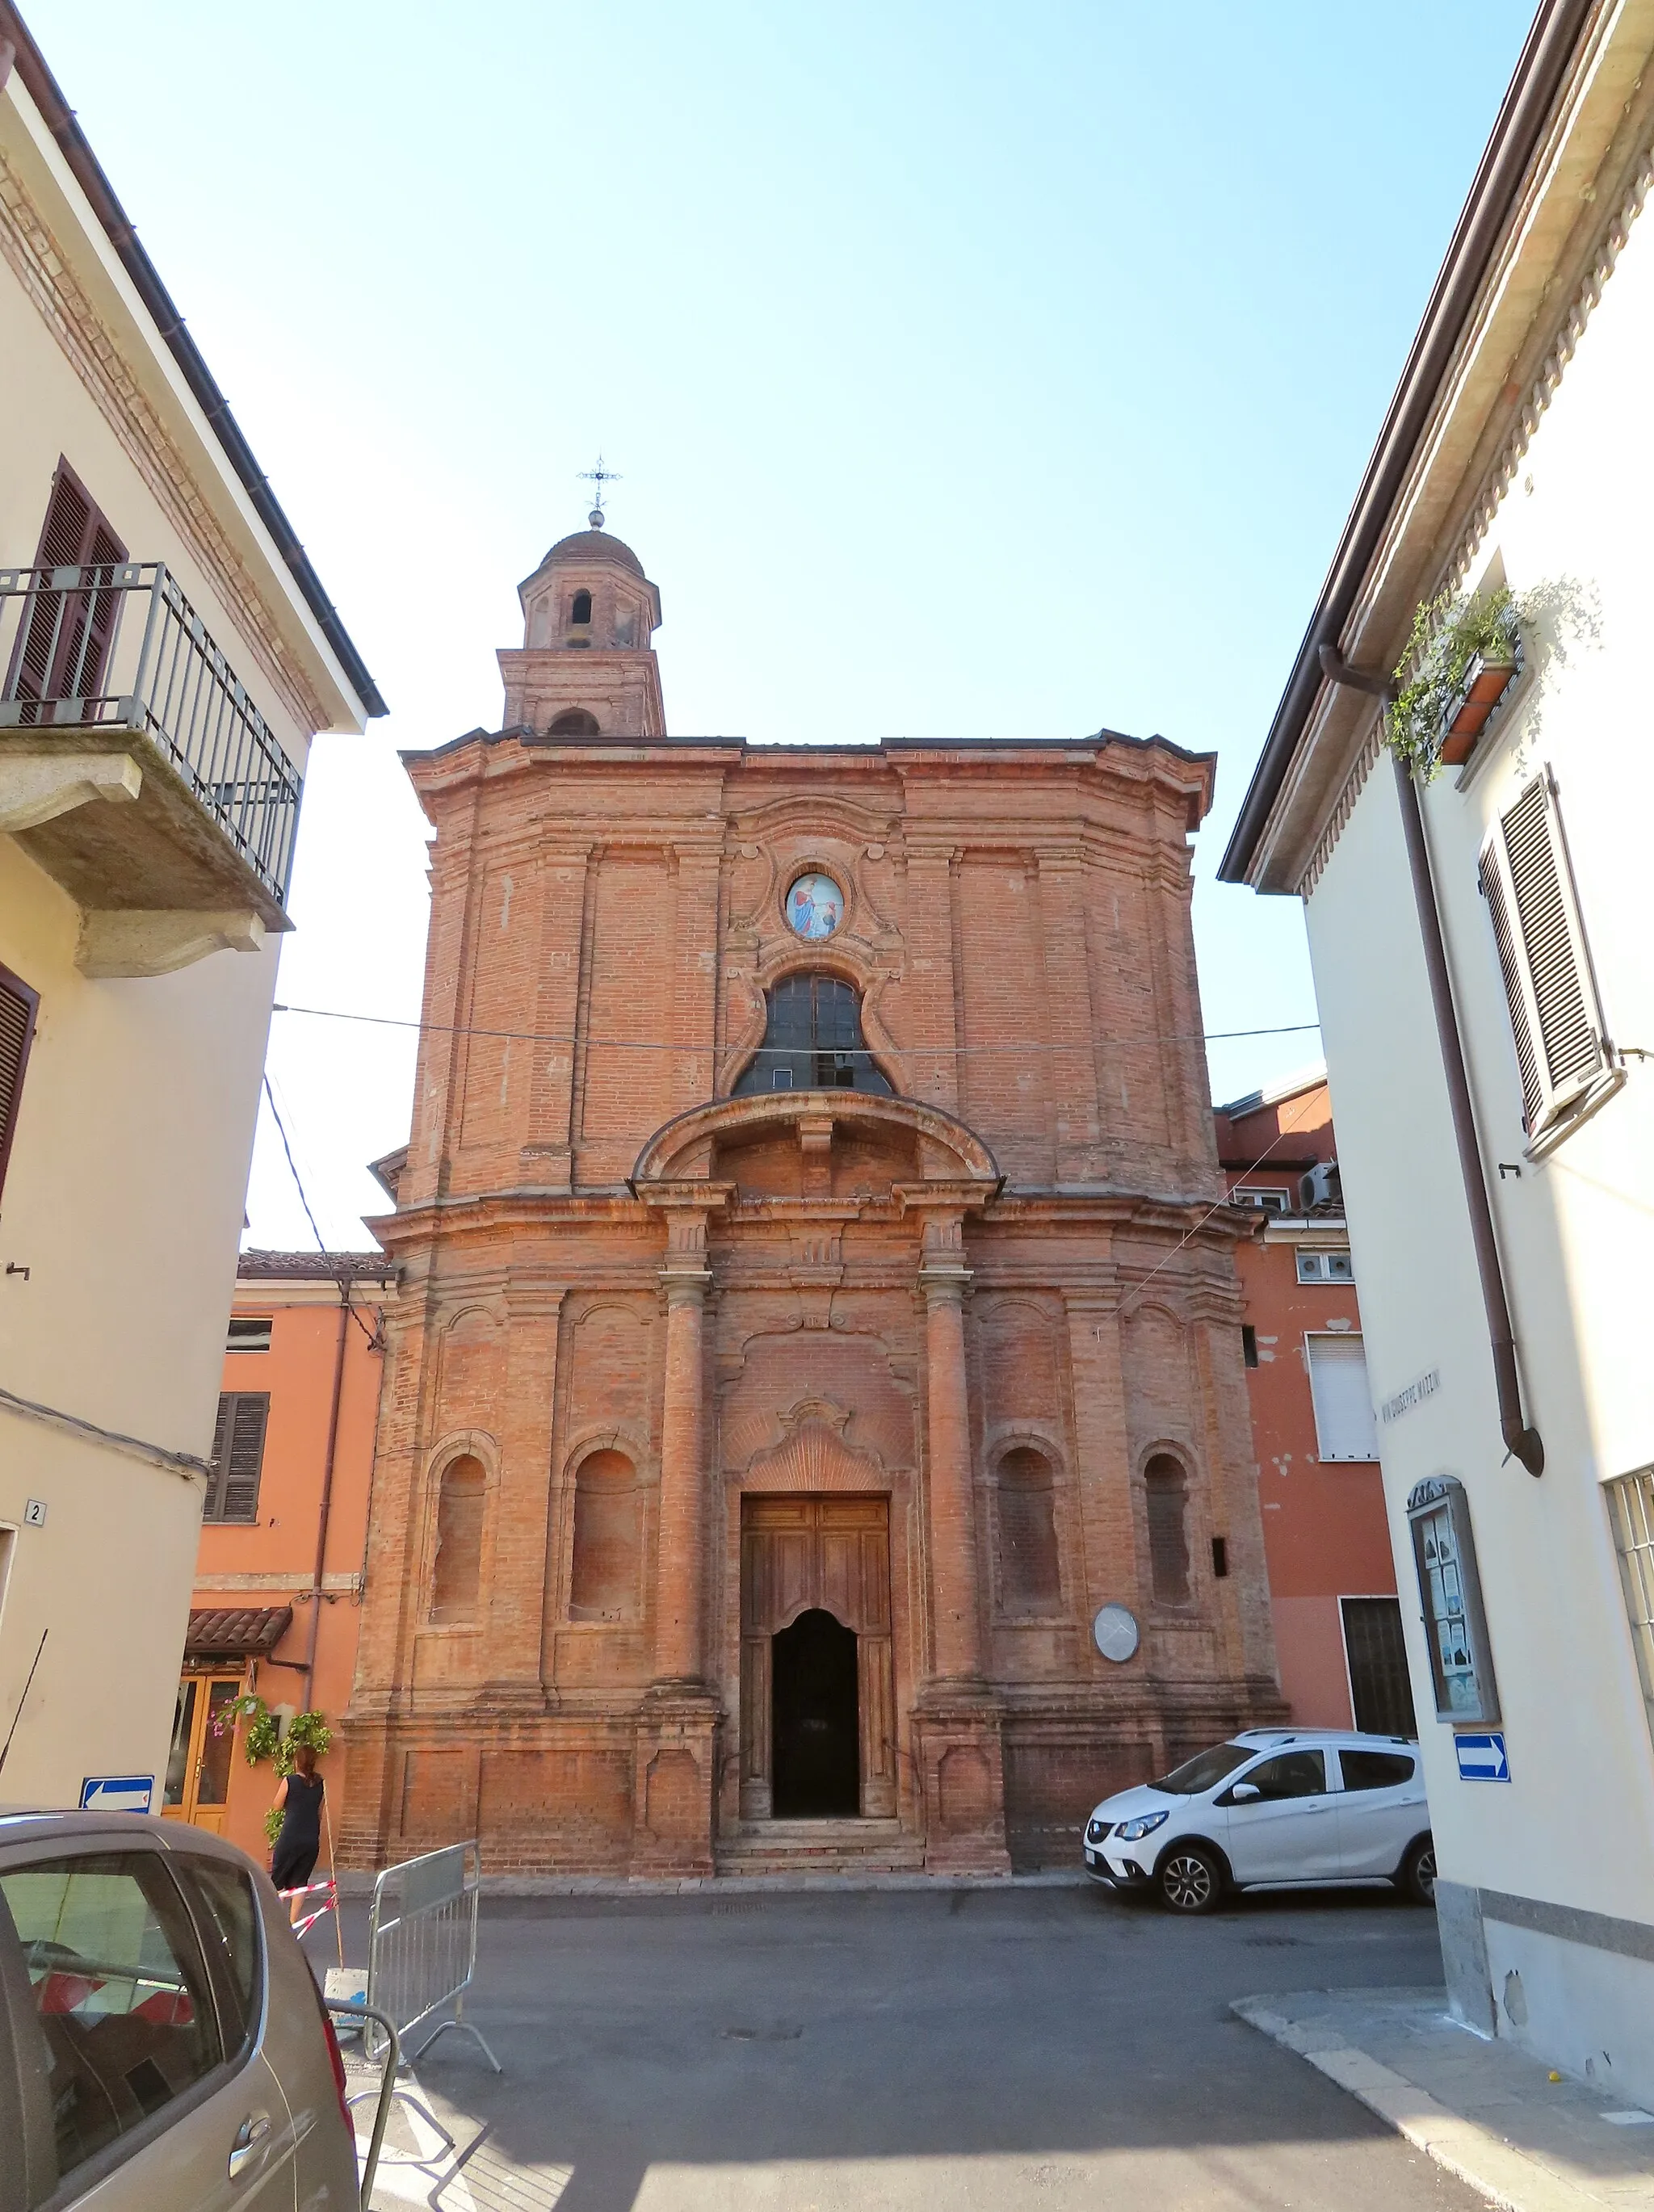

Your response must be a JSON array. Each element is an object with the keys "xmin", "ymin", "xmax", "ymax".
[
  {"xmin": 80, "ymin": 1775, "xmax": 154, "ymax": 1814},
  {"xmin": 1455, "ymin": 1731, "xmax": 1510, "ymax": 1782}
]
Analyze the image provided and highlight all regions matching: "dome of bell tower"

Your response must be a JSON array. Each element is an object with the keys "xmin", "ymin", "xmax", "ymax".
[{"xmin": 503, "ymin": 507, "xmax": 666, "ymax": 738}]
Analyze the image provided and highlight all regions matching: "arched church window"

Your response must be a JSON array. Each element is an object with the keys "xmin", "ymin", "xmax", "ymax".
[
  {"xmin": 547, "ymin": 708, "xmax": 601, "ymax": 736},
  {"xmin": 430, "ymin": 1454, "xmax": 485, "ymax": 1622},
  {"xmin": 1144, "ymin": 1454, "xmax": 1192, "ymax": 1605},
  {"xmin": 569, "ymin": 1449, "xmax": 640, "ymax": 1621},
  {"xmin": 733, "ymin": 974, "xmax": 894, "ymax": 1096},
  {"xmin": 570, "ymin": 589, "xmax": 593, "ymax": 624},
  {"xmin": 997, "ymin": 1446, "xmax": 1061, "ymax": 1616}
]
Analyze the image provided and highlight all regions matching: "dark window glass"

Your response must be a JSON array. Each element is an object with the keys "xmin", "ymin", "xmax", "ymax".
[
  {"xmin": 570, "ymin": 590, "xmax": 592, "ymax": 624},
  {"xmin": 1341, "ymin": 1596, "xmax": 1417, "ymax": 1735},
  {"xmin": 204, "ymin": 1394, "xmax": 269, "ymax": 1523},
  {"xmin": 1152, "ymin": 1743, "xmax": 1251, "ymax": 1794},
  {"xmin": 1241, "ymin": 1324, "xmax": 1258, "ymax": 1368},
  {"xmin": 997, "ymin": 1447, "xmax": 1061, "ymax": 1617},
  {"xmin": 225, "ymin": 1317, "xmax": 271, "ymax": 1354},
  {"xmin": 0, "ymin": 1853, "xmax": 223, "ymax": 2188},
  {"xmin": 732, "ymin": 974, "xmax": 893, "ymax": 1096},
  {"xmin": 569, "ymin": 1450, "xmax": 640, "ymax": 1621},
  {"xmin": 1144, "ymin": 1454, "xmax": 1190, "ymax": 1605},
  {"xmin": 547, "ymin": 707, "xmax": 600, "ymax": 735},
  {"xmin": 1211, "ymin": 1535, "xmax": 1228, "ymax": 1579},
  {"xmin": 1238, "ymin": 1749, "xmax": 1327, "ymax": 1800},
  {"xmin": 183, "ymin": 1862, "xmax": 261, "ymax": 2058},
  {"xmin": 1339, "ymin": 1749, "xmax": 1415, "ymax": 1792},
  {"xmin": 431, "ymin": 1454, "xmax": 485, "ymax": 1621}
]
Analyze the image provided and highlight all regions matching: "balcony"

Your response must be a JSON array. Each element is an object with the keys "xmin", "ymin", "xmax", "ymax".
[{"xmin": 0, "ymin": 562, "xmax": 301, "ymax": 975}]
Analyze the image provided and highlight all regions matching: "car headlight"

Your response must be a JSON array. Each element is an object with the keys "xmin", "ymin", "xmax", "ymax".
[
  {"xmin": 1115, "ymin": 1810, "xmax": 1169, "ymax": 1843},
  {"xmin": 1085, "ymin": 1817, "xmax": 1109, "ymax": 1844}
]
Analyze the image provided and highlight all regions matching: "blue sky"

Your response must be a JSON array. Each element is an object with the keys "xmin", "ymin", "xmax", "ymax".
[{"xmin": 27, "ymin": 1, "xmax": 1534, "ymax": 1246}]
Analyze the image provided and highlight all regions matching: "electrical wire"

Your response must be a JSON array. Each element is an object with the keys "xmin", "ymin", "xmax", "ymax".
[
  {"xmin": 272, "ymin": 1001, "xmax": 1320, "ymax": 1056},
  {"xmin": 1117, "ymin": 1090, "xmax": 1334, "ymax": 1321},
  {"xmin": 258, "ymin": 1073, "xmax": 383, "ymax": 1345}
]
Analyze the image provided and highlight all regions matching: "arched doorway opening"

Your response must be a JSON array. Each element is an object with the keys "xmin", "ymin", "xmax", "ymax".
[{"xmin": 771, "ymin": 1609, "xmax": 859, "ymax": 1817}]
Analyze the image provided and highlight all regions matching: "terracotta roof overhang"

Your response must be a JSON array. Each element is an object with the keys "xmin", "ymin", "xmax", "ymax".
[
  {"xmin": 185, "ymin": 1605, "xmax": 293, "ymax": 1658},
  {"xmin": 236, "ymin": 1249, "xmax": 392, "ymax": 1282},
  {"xmin": 1218, "ymin": 0, "xmax": 1596, "ymax": 889}
]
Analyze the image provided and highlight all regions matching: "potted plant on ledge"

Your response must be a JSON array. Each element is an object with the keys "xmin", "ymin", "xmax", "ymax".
[{"xmin": 1385, "ymin": 584, "xmax": 1525, "ymax": 777}]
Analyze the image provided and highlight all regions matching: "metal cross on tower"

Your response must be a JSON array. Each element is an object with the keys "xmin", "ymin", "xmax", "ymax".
[{"xmin": 578, "ymin": 455, "xmax": 622, "ymax": 529}]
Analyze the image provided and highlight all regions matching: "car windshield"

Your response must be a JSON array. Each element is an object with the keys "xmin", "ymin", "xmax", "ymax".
[{"xmin": 1151, "ymin": 1743, "xmax": 1254, "ymax": 1794}]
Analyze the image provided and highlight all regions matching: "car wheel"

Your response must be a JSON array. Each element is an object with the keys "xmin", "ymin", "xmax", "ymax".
[
  {"xmin": 1157, "ymin": 1844, "xmax": 1224, "ymax": 1915},
  {"xmin": 1400, "ymin": 1836, "xmax": 1437, "ymax": 1906}
]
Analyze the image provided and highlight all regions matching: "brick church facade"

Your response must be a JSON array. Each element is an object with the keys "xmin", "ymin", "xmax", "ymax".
[{"xmin": 342, "ymin": 523, "xmax": 1283, "ymax": 1876}]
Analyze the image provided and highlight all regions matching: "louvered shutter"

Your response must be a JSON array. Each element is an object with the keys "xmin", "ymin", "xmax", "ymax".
[
  {"xmin": 206, "ymin": 1392, "xmax": 269, "ymax": 1523},
  {"xmin": 6, "ymin": 465, "xmax": 126, "ymax": 710},
  {"xmin": 1480, "ymin": 771, "xmax": 1608, "ymax": 1135},
  {"xmin": 0, "ymin": 965, "xmax": 40, "ymax": 1207}
]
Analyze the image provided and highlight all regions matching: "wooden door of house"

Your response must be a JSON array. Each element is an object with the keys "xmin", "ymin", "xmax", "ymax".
[
  {"xmin": 162, "ymin": 1673, "xmax": 242, "ymax": 1832},
  {"xmin": 740, "ymin": 1495, "xmax": 896, "ymax": 1820}
]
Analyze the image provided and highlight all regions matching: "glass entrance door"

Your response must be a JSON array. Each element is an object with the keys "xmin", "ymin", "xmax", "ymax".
[{"xmin": 162, "ymin": 1674, "xmax": 242, "ymax": 1832}]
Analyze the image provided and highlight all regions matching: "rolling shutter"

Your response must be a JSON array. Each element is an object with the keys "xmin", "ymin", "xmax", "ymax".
[
  {"xmin": 1480, "ymin": 770, "xmax": 1609, "ymax": 1135},
  {"xmin": 1307, "ymin": 1334, "xmax": 1378, "ymax": 1461},
  {"xmin": 0, "ymin": 965, "xmax": 40, "ymax": 1207},
  {"xmin": 206, "ymin": 1392, "xmax": 269, "ymax": 1523}
]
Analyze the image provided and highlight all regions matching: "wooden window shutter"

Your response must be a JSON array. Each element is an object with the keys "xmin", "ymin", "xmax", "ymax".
[
  {"xmin": 207, "ymin": 1392, "xmax": 269, "ymax": 1523},
  {"xmin": 1480, "ymin": 770, "xmax": 1609, "ymax": 1135},
  {"xmin": 0, "ymin": 964, "xmax": 40, "ymax": 1208},
  {"xmin": 7, "ymin": 461, "xmax": 128, "ymax": 708}
]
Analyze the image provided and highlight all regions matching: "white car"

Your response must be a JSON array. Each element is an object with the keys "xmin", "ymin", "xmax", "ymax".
[{"xmin": 1081, "ymin": 1728, "xmax": 1434, "ymax": 1914}]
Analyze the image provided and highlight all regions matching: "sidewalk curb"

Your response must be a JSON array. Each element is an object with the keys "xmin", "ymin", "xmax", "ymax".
[
  {"xmin": 1232, "ymin": 1995, "xmax": 1615, "ymax": 2211},
  {"xmin": 333, "ymin": 1867, "xmax": 1088, "ymax": 1899}
]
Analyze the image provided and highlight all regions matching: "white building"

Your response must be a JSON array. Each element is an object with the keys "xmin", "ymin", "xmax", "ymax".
[
  {"xmin": 1223, "ymin": 0, "xmax": 1654, "ymax": 2101},
  {"xmin": 0, "ymin": 9, "xmax": 380, "ymax": 1810}
]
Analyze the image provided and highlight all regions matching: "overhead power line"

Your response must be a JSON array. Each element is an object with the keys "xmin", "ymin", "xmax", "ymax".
[{"xmin": 272, "ymin": 1001, "xmax": 1320, "ymax": 1055}]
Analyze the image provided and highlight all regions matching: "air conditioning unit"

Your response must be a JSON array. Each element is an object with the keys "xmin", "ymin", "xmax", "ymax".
[{"xmin": 1299, "ymin": 1161, "xmax": 1341, "ymax": 1211}]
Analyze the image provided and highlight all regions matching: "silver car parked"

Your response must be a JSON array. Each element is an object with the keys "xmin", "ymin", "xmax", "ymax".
[{"xmin": 0, "ymin": 1810, "xmax": 359, "ymax": 2210}]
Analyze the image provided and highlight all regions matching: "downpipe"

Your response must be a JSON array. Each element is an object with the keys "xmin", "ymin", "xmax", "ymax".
[{"xmin": 1320, "ymin": 644, "xmax": 1543, "ymax": 1475}]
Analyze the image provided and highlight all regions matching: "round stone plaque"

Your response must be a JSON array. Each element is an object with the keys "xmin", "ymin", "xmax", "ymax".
[{"xmin": 1093, "ymin": 1603, "xmax": 1140, "ymax": 1664}]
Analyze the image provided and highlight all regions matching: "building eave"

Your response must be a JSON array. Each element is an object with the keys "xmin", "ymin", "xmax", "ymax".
[
  {"xmin": 0, "ymin": 3, "xmax": 384, "ymax": 728},
  {"xmin": 1219, "ymin": 0, "xmax": 1602, "ymax": 890}
]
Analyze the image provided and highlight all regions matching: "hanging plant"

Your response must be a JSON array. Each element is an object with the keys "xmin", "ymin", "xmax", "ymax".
[
  {"xmin": 1385, "ymin": 585, "xmax": 1525, "ymax": 779},
  {"xmin": 273, "ymin": 1710, "xmax": 334, "ymax": 1781},
  {"xmin": 213, "ymin": 1691, "xmax": 280, "ymax": 1766}
]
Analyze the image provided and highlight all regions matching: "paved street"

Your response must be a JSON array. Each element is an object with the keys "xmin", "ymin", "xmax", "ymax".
[{"xmin": 338, "ymin": 1883, "xmax": 1487, "ymax": 2212}]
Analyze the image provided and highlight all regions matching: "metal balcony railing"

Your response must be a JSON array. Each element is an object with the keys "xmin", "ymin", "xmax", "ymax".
[{"xmin": 0, "ymin": 561, "xmax": 302, "ymax": 906}]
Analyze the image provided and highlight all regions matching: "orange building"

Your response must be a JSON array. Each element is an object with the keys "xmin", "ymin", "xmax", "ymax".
[
  {"xmin": 1215, "ymin": 1075, "xmax": 1412, "ymax": 1736},
  {"xmin": 164, "ymin": 1251, "xmax": 393, "ymax": 1863}
]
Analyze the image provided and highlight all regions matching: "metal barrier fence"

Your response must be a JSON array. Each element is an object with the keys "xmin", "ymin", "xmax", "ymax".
[
  {"xmin": 364, "ymin": 1840, "xmax": 500, "ymax": 2071},
  {"xmin": 0, "ymin": 560, "xmax": 302, "ymax": 905}
]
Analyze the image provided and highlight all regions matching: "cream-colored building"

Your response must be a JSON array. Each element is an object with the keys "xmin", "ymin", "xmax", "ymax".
[
  {"xmin": 0, "ymin": 11, "xmax": 379, "ymax": 1811},
  {"xmin": 1224, "ymin": 0, "xmax": 1654, "ymax": 2102}
]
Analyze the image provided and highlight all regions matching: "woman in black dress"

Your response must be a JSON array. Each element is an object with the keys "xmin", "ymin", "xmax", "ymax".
[{"xmin": 269, "ymin": 1743, "xmax": 325, "ymax": 1924}]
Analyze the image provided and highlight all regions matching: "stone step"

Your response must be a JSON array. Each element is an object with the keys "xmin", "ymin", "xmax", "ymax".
[{"xmin": 716, "ymin": 1818, "xmax": 926, "ymax": 1876}]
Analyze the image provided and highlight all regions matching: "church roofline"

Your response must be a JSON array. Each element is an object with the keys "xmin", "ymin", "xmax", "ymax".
[{"xmin": 402, "ymin": 726, "xmax": 1215, "ymax": 772}]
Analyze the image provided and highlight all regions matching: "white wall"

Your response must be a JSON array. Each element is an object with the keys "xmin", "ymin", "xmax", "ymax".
[{"xmin": 1300, "ymin": 186, "xmax": 1654, "ymax": 2100}]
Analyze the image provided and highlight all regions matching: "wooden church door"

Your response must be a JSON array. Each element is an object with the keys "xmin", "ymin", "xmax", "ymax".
[{"xmin": 739, "ymin": 1495, "xmax": 896, "ymax": 1820}]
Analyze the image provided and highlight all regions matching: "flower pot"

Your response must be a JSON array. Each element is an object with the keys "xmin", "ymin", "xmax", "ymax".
[{"xmin": 1440, "ymin": 652, "xmax": 1518, "ymax": 765}]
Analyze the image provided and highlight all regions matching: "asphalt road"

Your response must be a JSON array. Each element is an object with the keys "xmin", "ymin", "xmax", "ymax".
[{"xmin": 334, "ymin": 1882, "xmax": 1487, "ymax": 2212}]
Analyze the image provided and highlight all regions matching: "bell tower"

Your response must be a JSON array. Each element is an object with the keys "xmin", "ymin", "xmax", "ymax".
[{"xmin": 499, "ymin": 509, "xmax": 665, "ymax": 738}]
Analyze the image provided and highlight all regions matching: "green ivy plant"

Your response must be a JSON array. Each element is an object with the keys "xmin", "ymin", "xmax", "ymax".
[
  {"xmin": 1384, "ymin": 584, "xmax": 1524, "ymax": 779},
  {"xmin": 212, "ymin": 1694, "xmax": 332, "ymax": 1776}
]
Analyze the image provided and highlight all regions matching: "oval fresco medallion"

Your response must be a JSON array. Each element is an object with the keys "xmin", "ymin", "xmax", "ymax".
[{"xmin": 785, "ymin": 872, "xmax": 845, "ymax": 941}]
